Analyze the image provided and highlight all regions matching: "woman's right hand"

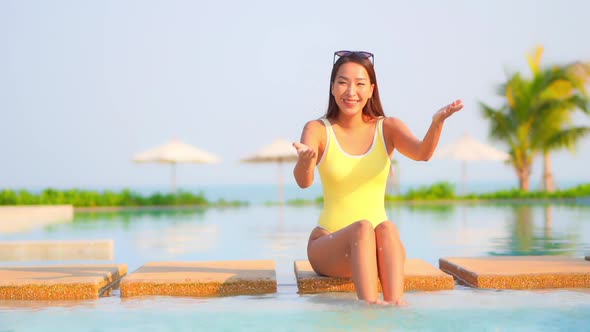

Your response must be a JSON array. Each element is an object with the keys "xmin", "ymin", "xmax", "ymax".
[
  {"xmin": 292, "ymin": 142, "xmax": 316, "ymax": 164},
  {"xmin": 432, "ymin": 99, "xmax": 464, "ymax": 124}
]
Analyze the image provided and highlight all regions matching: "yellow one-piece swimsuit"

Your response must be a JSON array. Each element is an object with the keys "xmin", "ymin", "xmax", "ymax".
[{"xmin": 317, "ymin": 117, "xmax": 391, "ymax": 232}]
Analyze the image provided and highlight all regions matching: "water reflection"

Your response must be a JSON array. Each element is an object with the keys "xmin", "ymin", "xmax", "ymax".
[
  {"xmin": 387, "ymin": 203, "xmax": 456, "ymax": 227},
  {"xmin": 489, "ymin": 205, "xmax": 579, "ymax": 256},
  {"xmin": 135, "ymin": 223, "xmax": 219, "ymax": 255},
  {"xmin": 387, "ymin": 202, "xmax": 455, "ymax": 218},
  {"xmin": 52, "ymin": 208, "xmax": 211, "ymax": 231},
  {"xmin": 3, "ymin": 202, "xmax": 588, "ymax": 273}
]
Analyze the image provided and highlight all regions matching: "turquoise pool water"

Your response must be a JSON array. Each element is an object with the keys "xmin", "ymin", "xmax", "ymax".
[{"xmin": 1, "ymin": 202, "xmax": 589, "ymax": 331}]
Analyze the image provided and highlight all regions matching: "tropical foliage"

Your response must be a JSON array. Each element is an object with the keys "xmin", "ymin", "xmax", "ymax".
[
  {"xmin": 480, "ymin": 46, "xmax": 589, "ymax": 191},
  {"xmin": 389, "ymin": 182, "xmax": 456, "ymax": 200},
  {"xmin": 0, "ymin": 188, "xmax": 247, "ymax": 207},
  {"xmin": 462, "ymin": 183, "xmax": 590, "ymax": 200},
  {"xmin": 383, "ymin": 182, "xmax": 590, "ymax": 201}
]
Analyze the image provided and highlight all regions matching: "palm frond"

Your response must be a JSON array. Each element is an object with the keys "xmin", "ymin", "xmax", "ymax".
[
  {"xmin": 526, "ymin": 45, "xmax": 544, "ymax": 75},
  {"xmin": 480, "ymin": 102, "xmax": 513, "ymax": 143},
  {"xmin": 544, "ymin": 126, "xmax": 590, "ymax": 152}
]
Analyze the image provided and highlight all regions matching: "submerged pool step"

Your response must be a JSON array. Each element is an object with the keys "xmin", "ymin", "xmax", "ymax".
[
  {"xmin": 294, "ymin": 259, "xmax": 454, "ymax": 294},
  {"xmin": 439, "ymin": 256, "xmax": 590, "ymax": 289},
  {"xmin": 0, "ymin": 205, "xmax": 73, "ymax": 233},
  {"xmin": 0, "ymin": 239, "xmax": 114, "ymax": 261},
  {"xmin": 0, "ymin": 264, "xmax": 127, "ymax": 300},
  {"xmin": 120, "ymin": 260, "xmax": 277, "ymax": 297}
]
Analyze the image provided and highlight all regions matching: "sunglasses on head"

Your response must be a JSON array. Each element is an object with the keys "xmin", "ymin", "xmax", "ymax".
[{"xmin": 333, "ymin": 50, "xmax": 374, "ymax": 64}]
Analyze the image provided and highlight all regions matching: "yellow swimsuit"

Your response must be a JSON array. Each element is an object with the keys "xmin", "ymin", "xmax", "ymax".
[{"xmin": 317, "ymin": 117, "xmax": 391, "ymax": 232}]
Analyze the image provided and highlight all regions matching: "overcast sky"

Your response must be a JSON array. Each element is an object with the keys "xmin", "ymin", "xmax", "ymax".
[{"xmin": 1, "ymin": 0, "xmax": 589, "ymax": 191}]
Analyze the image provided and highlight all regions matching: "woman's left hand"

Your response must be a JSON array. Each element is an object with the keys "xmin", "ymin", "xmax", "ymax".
[{"xmin": 432, "ymin": 99, "xmax": 464, "ymax": 124}]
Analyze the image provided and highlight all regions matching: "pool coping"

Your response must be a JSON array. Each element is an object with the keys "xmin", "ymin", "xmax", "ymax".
[
  {"xmin": 0, "ymin": 264, "xmax": 127, "ymax": 300},
  {"xmin": 439, "ymin": 256, "xmax": 590, "ymax": 289},
  {"xmin": 294, "ymin": 259, "xmax": 454, "ymax": 294},
  {"xmin": 120, "ymin": 260, "xmax": 277, "ymax": 297}
]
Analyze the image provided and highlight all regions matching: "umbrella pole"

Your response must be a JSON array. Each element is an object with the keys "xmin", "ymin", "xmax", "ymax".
[
  {"xmin": 461, "ymin": 160, "xmax": 466, "ymax": 195},
  {"xmin": 171, "ymin": 163, "xmax": 177, "ymax": 194},
  {"xmin": 278, "ymin": 161, "xmax": 284, "ymax": 205}
]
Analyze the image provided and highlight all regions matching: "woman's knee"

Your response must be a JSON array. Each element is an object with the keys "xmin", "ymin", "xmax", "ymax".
[
  {"xmin": 351, "ymin": 220, "xmax": 375, "ymax": 244},
  {"xmin": 375, "ymin": 221, "xmax": 400, "ymax": 239},
  {"xmin": 376, "ymin": 222, "xmax": 405, "ymax": 257}
]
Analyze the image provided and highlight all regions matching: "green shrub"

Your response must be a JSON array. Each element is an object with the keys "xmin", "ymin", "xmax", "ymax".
[
  {"xmin": 0, "ymin": 189, "xmax": 245, "ymax": 207},
  {"xmin": 394, "ymin": 182, "xmax": 456, "ymax": 201}
]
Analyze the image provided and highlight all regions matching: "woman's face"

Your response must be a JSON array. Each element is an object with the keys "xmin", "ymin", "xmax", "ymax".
[{"xmin": 331, "ymin": 62, "xmax": 374, "ymax": 117}]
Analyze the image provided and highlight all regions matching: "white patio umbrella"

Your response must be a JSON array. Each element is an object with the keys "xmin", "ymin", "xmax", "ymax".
[
  {"xmin": 240, "ymin": 139, "xmax": 298, "ymax": 204},
  {"xmin": 434, "ymin": 134, "xmax": 509, "ymax": 194},
  {"xmin": 132, "ymin": 139, "xmax": 220, "ymax": 193}
]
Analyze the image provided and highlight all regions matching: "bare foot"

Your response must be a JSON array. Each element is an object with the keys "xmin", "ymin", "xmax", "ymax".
[
  {"xmin": 385, "ymin": 298, "xmax": 408, "ymax": 306},
  {"xmin": 361, "ymin": 297, "xmax": 407, "ymax": 306}
]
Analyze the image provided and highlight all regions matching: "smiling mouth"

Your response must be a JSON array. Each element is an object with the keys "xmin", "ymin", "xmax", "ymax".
[{"xmin": 342, "ymin": 99, "xmax": 360, "ymax": 106}]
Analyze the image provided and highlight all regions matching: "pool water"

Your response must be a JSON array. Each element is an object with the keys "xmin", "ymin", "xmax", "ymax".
[{"xmin": 1, "ymin": 202, "xmax": 589, "ymax": 331}]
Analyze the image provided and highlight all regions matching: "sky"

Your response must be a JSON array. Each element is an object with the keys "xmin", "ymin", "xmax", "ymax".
[{"xmin": 1, "ymin": 0, "xmax": 589, "ymax": 191}]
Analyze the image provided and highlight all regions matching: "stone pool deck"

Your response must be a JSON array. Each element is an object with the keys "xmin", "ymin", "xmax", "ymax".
[
  {"xmin": 0, "ymin": 264, "xmax": 127, "ymax": 300},
  {"xmin": 439, "ymin": 256, "xmax": 590, "ymax": 289},
  {"xmin": 1, "ymin": 257, "xmax": 589, "ymax": 301},
  {"xmin": 294, "ymin": 259, "xmax": 454, "ymax": 294},
  {"xmin": 120, "ymin": 260, "xmax": 277, "ymax": 297}
]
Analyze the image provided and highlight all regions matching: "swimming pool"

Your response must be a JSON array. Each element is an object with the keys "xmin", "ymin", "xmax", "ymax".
[{"xmin": 1, "ymin": 202, "xmax": 589, "ymax": 331}]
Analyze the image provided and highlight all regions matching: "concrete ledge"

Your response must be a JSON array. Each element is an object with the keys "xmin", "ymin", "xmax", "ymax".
[
  {"xmin": 0, "ymin": 205, "xmax": 73, "ymax": 233},
  {"xmin": 0, "ymin": 264, "xmax": 127, "ymax": 300},
  {"xmin": 120, "ymin": 260, "xmax": 277, "ymax": 297},
  {"xmin": 439, "ymin": 256, "xmax": 590, "ymax": 289},
  {"xmin": 0, "ymin": 240, "xmax": 114, "ymax": 261},
  {"xmin": 294, "ymin": 259, "xmax": 454, "ymax": 294}
]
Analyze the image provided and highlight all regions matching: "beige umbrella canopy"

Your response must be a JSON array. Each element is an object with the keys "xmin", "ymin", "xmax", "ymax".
[
  {"xmin": 434, "ymin": 134, "xmax": 509, "ymax": 194},
  {"xmin": 132, "ymin": 139, "xmax": 220, "ymax": 193},
  {"xmin": 240, "ymin": 139, "xmax": 298, "ymax": 204}
]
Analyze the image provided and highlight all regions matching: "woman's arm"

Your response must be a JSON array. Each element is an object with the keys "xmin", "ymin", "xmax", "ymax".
[
  {"xmin": 387, "ymin": 100, "xmax": 463, "ymax": 161},
  {"xmin": 292, "ymin": 120, "xmax": 323, "ymax": 188}
]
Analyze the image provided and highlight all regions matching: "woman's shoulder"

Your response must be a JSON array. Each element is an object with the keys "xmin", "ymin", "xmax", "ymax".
[
  {"xmin": 381, "ymin": 116, "xmax": 411, "ymax": 137},
  {"xmin": 304, "ymin": 118, "xmax": 328, "ymax": 131},
  {"xmin": 300, "ymin": 118, "xmax": 327, "ymax": 146},
  {"xmin": 382, "ymin": 116, "xmax": 405, "ymax": 128}
]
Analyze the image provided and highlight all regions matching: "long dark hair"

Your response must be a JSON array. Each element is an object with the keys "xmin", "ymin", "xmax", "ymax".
[{"xmin": 324, "ymin": 53, "xmax": 385, "ymax": 119}]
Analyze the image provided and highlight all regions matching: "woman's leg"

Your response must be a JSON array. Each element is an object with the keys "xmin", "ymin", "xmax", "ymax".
[
  {"xmin": 375, "ymin": 220, "xmax": 407, "ymax": 304},
  {"xmin": 307, "ymin": 220, "xmax": 379, "ymax": 303}
]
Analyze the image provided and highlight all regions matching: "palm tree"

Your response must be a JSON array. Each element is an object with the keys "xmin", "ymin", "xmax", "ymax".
[
  {"xmin": 481, "ymin": 47, "xmax": 589, "ymax": 191},
  {"xmin": 481, "ymin": 72, "xmax": 539, "ymax": 191},
  {"xmin": 526, "ymin": 49, "xmax": 590, "ymax": 192}
]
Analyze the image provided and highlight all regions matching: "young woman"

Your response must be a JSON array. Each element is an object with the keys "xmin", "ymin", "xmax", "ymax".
[{"xmin": 292, "ymin": 50, "xmax": 463, "ymax": 305}]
